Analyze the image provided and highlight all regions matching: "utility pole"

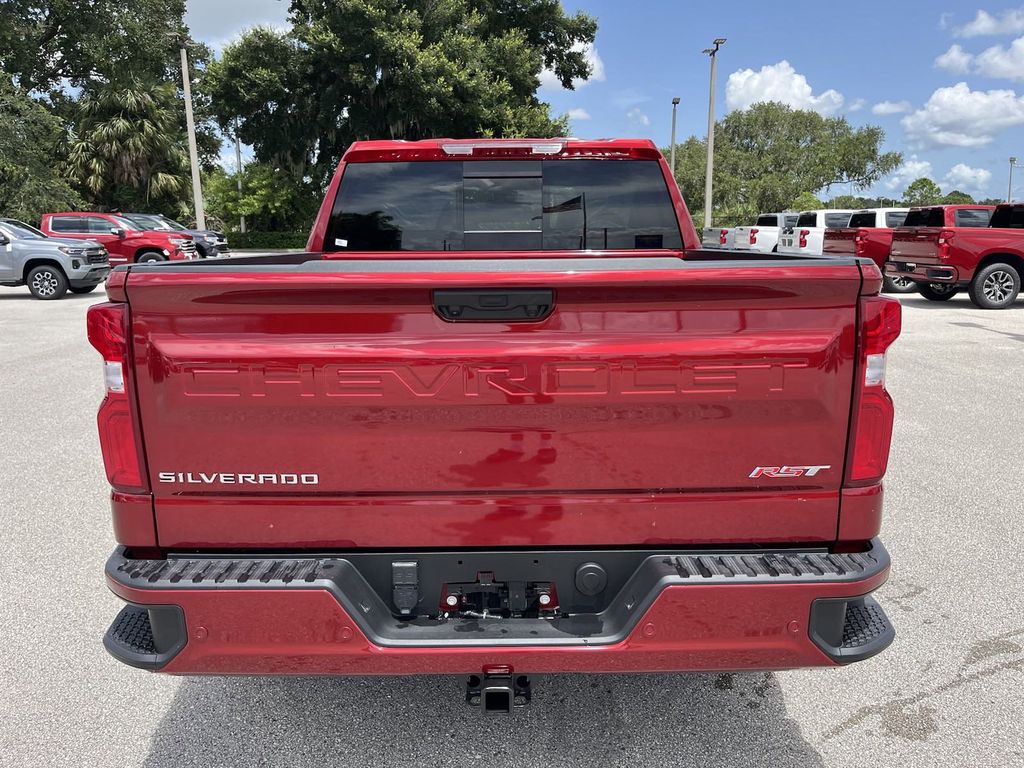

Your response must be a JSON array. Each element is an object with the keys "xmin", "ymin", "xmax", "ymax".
[
  {"xmin": 234, "ymin": 121, "xmax": 246, "ymax": 234},
  {"xmin": 669, "ymin": 97, "xmax": 680, "ymax": 178},
  {"xmin": 178, "ymin": 42, "xmax": 206, "ymax": 230},
  {"xmin": 1009, "ymin": 157, "xmax": 1017, "ymax": 203},
  {"xmin": 702, "ymin": 38, "xmax": 726, "ymax": 230}
]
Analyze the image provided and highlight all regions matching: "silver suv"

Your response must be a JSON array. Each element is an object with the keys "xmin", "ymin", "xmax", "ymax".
[{"xmin": 0, "ymin": 218, "xmax": 110, "ymax": 299}]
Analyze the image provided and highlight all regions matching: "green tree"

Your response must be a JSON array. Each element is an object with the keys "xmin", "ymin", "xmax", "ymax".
[
  {"xmin": 791, "ymin": 192, "xmax": 824, "ymax": 211},
  {"xmin": 208, "ymin": 1, "xmax": 597, "ymax": 187},
  {"xmin": 942, "ymin": 190, "xmax": 976, "ymax": 205},
  {"xmin": 0, "ymin": 75, "xmax": 83, "ymax": 221},
  {"xmin": 205, "ymin": 164, "xmax": 320, "ymax": 232},
  {"xmin": 902, "ymin": 177, "xmax": 943, "ymax": 206},
  {"xmin": 64, "ymin": 75, "xmax": 190, "ymax": 210},
  {"xmin": 665, "ymin": 103, "xmax": 902, "ymax": 225}
]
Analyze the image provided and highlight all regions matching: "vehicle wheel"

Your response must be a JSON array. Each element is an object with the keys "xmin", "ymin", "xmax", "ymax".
[
  {"xmin": 137, "ymin": 252, "xmax": 167, "ymax": 263},
  {"xmin": 883, "ymin": 275, "xmax": 918, "ymax": 294},
  {"xmin": 918, "ymin": 283, "xmax": 958, "ymax": 302},
  {"xmin": 969, "ymin": 263, "xmax": 1021, "ymax": 309},
  {"xmin": 69, "ymin": 285, "xmax": 98, "ymax": 294},
  {"xmin": 27, "ymin": 265, "xmax": 69, "ymax": 300}
]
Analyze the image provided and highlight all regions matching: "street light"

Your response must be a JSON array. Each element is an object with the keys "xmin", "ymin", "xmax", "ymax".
[
  {"xmin": 1009, "ymin": 157, "xmax": 1017, "ymax": 203},
  {"xmin": 175, "ymin": 37, "xmax": 206, "ymax": 230},
  {"xmin": 669, "ymin": 97, "xmax": 681, "ymax": 178},
  {"xmin": 702, "ymin": 38, "xmax": 726, "ymax": 230}
]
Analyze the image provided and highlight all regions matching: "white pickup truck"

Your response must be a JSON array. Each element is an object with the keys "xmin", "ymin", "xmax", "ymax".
[
  {"xmin": 732, "ymin": 212, "xmax": 800, "ymax": 254},
  {"xmin": 777, "ymin": 210, "xmax": 856, "ymax": 256},
  {"xmin": 701, "ymin": 226, "xmax": 736, "ymax": 249}
]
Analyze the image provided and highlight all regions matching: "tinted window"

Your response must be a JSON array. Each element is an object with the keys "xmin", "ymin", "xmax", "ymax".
[
  {"xmin": 50, "ymin": 216, "xmax": 87, "ymax": 233},
  {"xmin": 0, "ymin": 219, "xmax": 46, "ymax": 238},
  {"xmin": 84, "ymin": 216, "xmax": 114, "ymax": 233},
  {"xmin": 987, "ymin": 206, "xmax": 1024, "ymax": 228},
  {"xmin": 959, "ymin": 208, "xmax": 997, "ymax": 227},
  {"xmin": 825, "ymin": 212, "xmax": 853, "ymax": 228},
  {"xmin": 849, "ymin": 212, "xmax": 877, "ymax": 228},
  {"xmin": 903, "ymin": 208, "xmax": 944, "ymax": 227},
  {"xmin": 325, "ymin": 160, "xmax": 682, "ymax": 252},
  {"xmin": 755, "ymin": 215, "xmax": 778, "ymax": 226},
  {"xmin": 885, "ymin": 211, "xmax": 908, "ymax": 227},
  {"xmin": 796, "ymin": 212, "xmax": 818, "ymax": 228},
  {"xmin": 783, "ymin": 214, "xmax": 799, "ymax": 228}
]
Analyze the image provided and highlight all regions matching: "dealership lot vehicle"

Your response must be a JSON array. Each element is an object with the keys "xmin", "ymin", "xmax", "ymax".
[
  {"xmin": 91, "ymin": 139, "xmax": 898, "ymax": 708},
  {"xmin": 824, "ymin": 208, "xmax": 911, "ymax": 292},
  {"xmin": 701, "ymin": 225, "xmax": 736, "ymax": 249},
  {"xmin": 888, "ymin": 203, "xmax": 1023, "ymax": 309},
  {"xmin": 40, "ymin": 212, "xmax": 197, "ymax": 265},
  {"xmin": 2, "ymin": 292, "xmax": 1021, "ymax": 767},
  {"xmin": 120, "ymin": 213, "xmax": 231, "ymax": 258},
  {"xmin": 733, "ymin": 212, "xmax": 799, "ymax": 253},
  {"xmin": 0, "ymin": 218, "xmax": 109, "ymax": 299},
  {"xmin": 778, "ymin": 209, "xmax": 856, "ymax": 256}
]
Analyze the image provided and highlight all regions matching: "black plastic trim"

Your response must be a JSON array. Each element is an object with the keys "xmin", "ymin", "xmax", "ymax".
[
  {"xmin": 809, "ymin": 594, "xmax": 895, "ymax": 664},
  {"xmin": 107, "ymin": 540, "xmax": 889, "ymax": 649},
  {"xmin": 103, "ymin": 602, "xmax": 187, "ymax": 670}
]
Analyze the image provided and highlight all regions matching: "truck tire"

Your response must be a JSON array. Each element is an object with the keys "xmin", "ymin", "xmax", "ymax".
[
  {"xmin": 918, "ymin": 283, "xmax": 958, "ymax": 302},
  {"xmin": 969, "ymin": 263, "xmax": 1021, "ymax": 309},
  {"xmin": 70, "ymin": 285, "xmax": 99, "ymax": 294},
  {"xmin": 883, "ymin": 275, "xmax": 918, "ymax": 294},
  {"xmin": 137, "ymin": 252, "xmax": 167, "ymax": 263},
  {"xmin": 27, "ymin": 265, "xmax": 69, "ymax": 300}
]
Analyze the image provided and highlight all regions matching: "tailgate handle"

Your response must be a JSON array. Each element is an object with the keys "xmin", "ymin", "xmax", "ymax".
[{"xmin": 433, "ymin": 289, "xmax": 554, "ymax": 322}]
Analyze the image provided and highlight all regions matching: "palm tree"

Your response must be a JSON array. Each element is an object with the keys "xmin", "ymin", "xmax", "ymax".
[{"xmin": 65, "ymin": 75, "xmax": 189, "ymax": 208}]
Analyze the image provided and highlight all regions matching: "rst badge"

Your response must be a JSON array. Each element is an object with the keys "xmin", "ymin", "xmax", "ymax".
[{"xmin": 749, "ymin": 465, "xmax": 831, "ymax": 479}]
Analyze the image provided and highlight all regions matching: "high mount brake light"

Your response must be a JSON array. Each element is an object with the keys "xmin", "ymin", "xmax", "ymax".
[
  {"xmin": 440, "ymin": 141, "xmax": 564, "ymax": 156},
  {"xmin": 846, "ymin": 295, "xmax": 902, "ymax": 486},
  {"xmin": 87, "ymin": 302, "xmax": 148, "ymax": 493}
]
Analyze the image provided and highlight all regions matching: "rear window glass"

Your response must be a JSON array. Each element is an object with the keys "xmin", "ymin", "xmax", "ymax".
[
  {"xmin": 824, "ymin": 212, "xmax": 853, "ymax": 228},
  {"xmin": 903, "ymin": 208, "xmax": 944, "ymax": 227},
  {"xmin": 960, "ymin": 208, "xmax": 997, "ymax": 227},
  {"xmin": 783, "ymin": 214, "xmax": 799, "ymax": 227},
  {"xmin": 885, "ymin": 211, "xmax": 908, "ymax": 228},
  {"xmin": 849, "ymin": 212, "xmax": 877, "ymax": 228},
  {"xmin": 755, "ymin": 215, "xmax": 778, "ymax": 226},
  {"xmin": 796, "ymin": 212, "xmax": 818, "ymax": 227},
  {"xmin": 325, "ymin": 160, "xmax": 682, "ymax": 252}
]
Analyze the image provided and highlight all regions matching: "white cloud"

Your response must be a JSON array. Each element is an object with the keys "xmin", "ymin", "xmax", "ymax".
[
  {"xmin": 944, "ymin": 163, "xmax": 993, "ymax": 193},
  {"xmin": 725, "ymin": 61, "xmax": 844, "ymax": 115},
  {"xmin": 935, "ymin": 44, "xmax": 974, "ymax": 74},
  {"xmin": 955, "ymin": 8, "xmax": 1024, "ymax": 37},
  {"xmin": 566, "ymin": 108, "xmax": 591, "ymax": 121},
  {"xmin": 848, "ymin": 98, "xmax": 866, "ymax": 112},
  {"xmin": 626, "ymin": 107, "xmax": 650, "ymax": 127},
  {"xmin": 539, "ymin": 44, "xmax": 606, "ymax": 90},
  {"xmin": 902, "ymin": 83, "xmax": 1024, "ymax": 148},
  {"xmin": 872, "ymin": 100, "xmax": 912, "ymax": 115},
  {"xmin": 974, "ymin": 36, "xmax": 1024, "ymax": 80},
  {"xmin": 885, "ymin": 155, "xmax": 935, "ymax": 192}
]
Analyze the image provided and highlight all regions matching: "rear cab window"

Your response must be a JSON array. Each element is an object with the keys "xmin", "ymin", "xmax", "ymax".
[
  {"xmin": 824, "ymin": 212, "xmax": 853, "ymax": 228},
  {"xmin": 885, "ymin": 211, "xmax": 908, "ymax": 228},
  {"xmin": 903, "ymin": 208, "xmax": 945, "ymax": 227},
  {"xmin": 963, "ymin": 208, "xmax": 1001, "ymax": 227},
  {"xmin": 848, "ymin": 212, "xmax": 877, "ymax": 228},
  {"xmin": 755, "ymin": 215, "xmax": 779, "ymax": 227},
  {"xmin": 325, "ymin": 159, "xmax": 683, "ymax": 252},
  {"xmin": 796, "ymin": 212, "xmax": 818, "ymax": 228}
]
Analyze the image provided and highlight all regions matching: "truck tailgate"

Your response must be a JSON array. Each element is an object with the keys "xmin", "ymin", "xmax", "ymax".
[
  {"xmin": 891, "ymin": 227, "xmax": 942, "ymax": 264},
  {"xmin": 125, "ymin": 257, "xmax": 863, "ymax": 549}
]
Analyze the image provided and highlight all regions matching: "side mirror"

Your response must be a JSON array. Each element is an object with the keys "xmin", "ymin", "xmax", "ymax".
[
  {"xmin": 110, "ymin": 227, "xmax": 126, "ymax": 238},
  {"xmin": 0, "ymin": 235, "xmax": 9, "ymax": 246}
]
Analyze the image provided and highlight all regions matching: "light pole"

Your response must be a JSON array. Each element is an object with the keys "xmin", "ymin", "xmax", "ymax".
[
  {"xmin": 234, "ymin": 120, "xmax": 246, "ymax": 234},
  {"xmin": 177, "ymin": 40, "xmax": 206, "ymax": 230},
  {"xmin": 702, "ymin": 38, "xmax": 726, "ymax": 230},
  {"xmin": 1008, "ymin": 157, "xmax": 1017, "ymax": 203},
  {"xmin": 669, "ymin": 97, "xmax": 680, "ymax": 178}
]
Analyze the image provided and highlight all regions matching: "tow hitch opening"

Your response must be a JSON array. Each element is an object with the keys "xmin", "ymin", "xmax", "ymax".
[{"xmin": 466, "ymin": 669, "xmax": 531, "ymax": 714}]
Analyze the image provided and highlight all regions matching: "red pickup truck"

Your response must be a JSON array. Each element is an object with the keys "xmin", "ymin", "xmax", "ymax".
[
  {"xmin": 888, "ymin": 203, "xmax": 1021, "ymax": 308},
  {"xmin": 823, "ymin": 208, "xmax": 911, "ymax": 293},
  {"xmin": 40, "ymin": 212, "xmax": 197, "ymax": 265},
  {"xmin": 91, "ymin": 139, "xmax": 898, "ymax": 712}
]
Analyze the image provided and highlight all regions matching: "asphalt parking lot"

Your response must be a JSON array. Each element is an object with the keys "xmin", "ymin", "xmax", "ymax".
[{"xmin": 0, "ymin": 289, "xmax": 1021, "ymax": 768}]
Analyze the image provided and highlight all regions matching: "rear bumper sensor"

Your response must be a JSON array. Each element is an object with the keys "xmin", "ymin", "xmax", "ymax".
[{"xmin": 105, "ymin": 541, "xmax": 891, "ymax": 667}]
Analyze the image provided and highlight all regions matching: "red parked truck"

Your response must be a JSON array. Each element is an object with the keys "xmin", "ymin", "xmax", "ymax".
[
  {"xmin": 40, "ymin": 212, "xmax": 197, "ymax": 265},
  {"xmin": 888, "ymin": 203, "xmax": 1021, "ymax": 308},
  {"xmin": 823, "ymin": 208, "xmax": 911, "ymax": 293},
  {"xmin": 91, "ymin": 139, "xmax": 899, "ymax": 712}
]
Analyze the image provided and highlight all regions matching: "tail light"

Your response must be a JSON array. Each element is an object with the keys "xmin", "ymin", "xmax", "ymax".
[
  {"xmin": 799, "ymin": 229, "xmax": 810, "ymax": 248},
  {"xmin": 749, "ymin": 228, "xmax": 759, "ymax": 245},
  {"xmin": 937, "ymin": 229, "xmax": 955, "ymax": 259},
  {"xmin": 845, "ymin": 292, "xmax": 902, "ymax": 486},
  {"xmin": 719, "ymin": 229, "xmax": 728, "ymax": 245},
  {"xmin": 854, "ymin": 229, "xmax": 869, "ymax": 256},
  {"xmin": 87, "ymin": 302, "xmax": 148, "ymax": 493}
]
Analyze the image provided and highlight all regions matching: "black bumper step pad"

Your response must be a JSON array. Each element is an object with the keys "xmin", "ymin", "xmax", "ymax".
[
  {"xmin": 809, "ymin": 595, "xmax": 895, "ymax": 664},
  {"xmin": 103, "ymin": 604, "xmax": 186, "ymax": 670}
]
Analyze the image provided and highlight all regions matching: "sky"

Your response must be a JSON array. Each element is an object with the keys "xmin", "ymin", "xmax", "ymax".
[{"xmin": 185, "ymin": 0, "xmax": 1024, "ymax": 201}]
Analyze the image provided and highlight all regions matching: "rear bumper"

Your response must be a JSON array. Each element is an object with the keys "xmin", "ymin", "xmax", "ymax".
[
  {"xmin": 104, "ymin": 540, "xmax": 894, "ymax": 675},
  {"xmin": 886, "ymin": 261, "xmax": 964, "ymax": 285}
]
